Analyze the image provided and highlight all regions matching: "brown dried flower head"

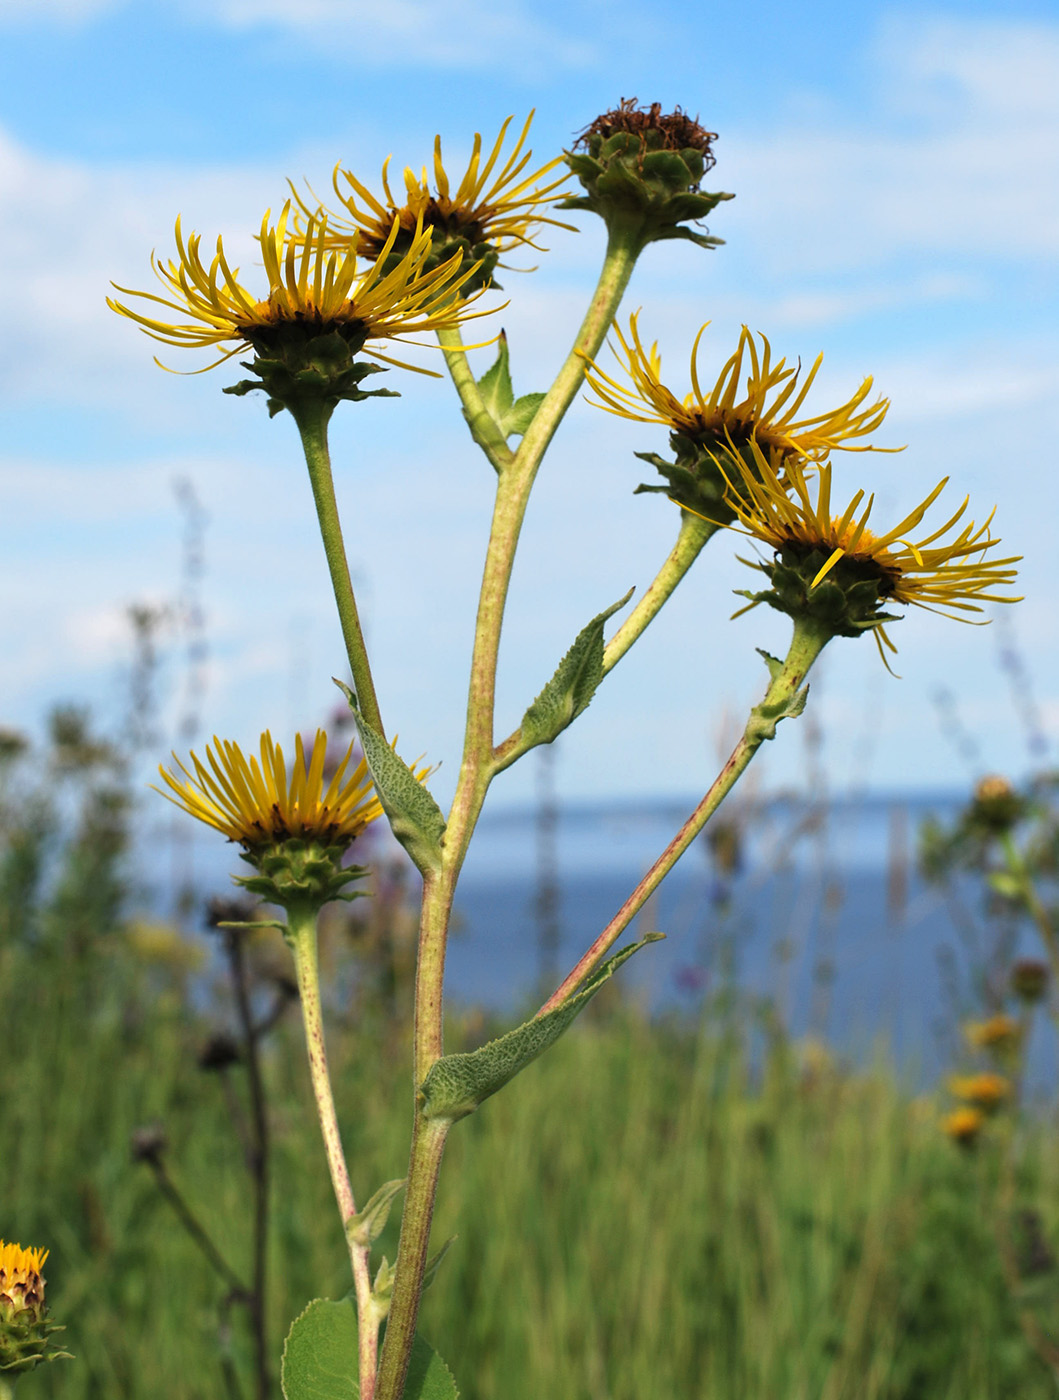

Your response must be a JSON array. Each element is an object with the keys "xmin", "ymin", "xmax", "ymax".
[{"xmin": 574, "ymin": 99, "xmax": 718, "ymax": 168}]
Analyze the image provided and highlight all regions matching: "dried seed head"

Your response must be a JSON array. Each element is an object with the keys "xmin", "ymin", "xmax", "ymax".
[{"xmin": 575, "ymin": 98, "xmax": 717, "ymax": 168}]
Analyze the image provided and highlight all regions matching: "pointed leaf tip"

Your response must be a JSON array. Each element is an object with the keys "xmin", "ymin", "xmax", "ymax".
[
  {"xmin": 417, "ymin": 932, "xmax": 662, "ymax": 1122},
  {"xmin": 517, "ymin": 588, "xmax": 634, "ymax": 756},
  {"xmin": 475, "ymin": 334, "xmax": 544, "ymax": 440},
  {"xmin": 334, "ymin": 680, "xmax": 445, "ymax": 874}
]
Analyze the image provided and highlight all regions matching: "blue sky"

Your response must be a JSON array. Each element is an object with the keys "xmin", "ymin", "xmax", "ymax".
[{"xmin": 0, "ymin": 0, "xmax": 1056, "ymax": 810}]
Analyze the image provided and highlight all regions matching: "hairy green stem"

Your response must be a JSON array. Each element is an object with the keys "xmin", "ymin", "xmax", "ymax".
[
  {"xmin": 371, "ymin": 1115, "xmax": 450, "ymax": 1400},
  {"xmin": 514, "ymin": 226, "xmax": 640, "ymax": 477},
  {"xmin": 602, "ymin": 511, "xmax": 718, "ymax": 675},
  {"xmin": 446, "ymin": 224, "xmax": 642, "ymax": 870},
  {"xmin": 539, "ymin": 615, "xmax": 832, "ymax": 1014},
  {"xmin": 290, "ymin": 401, "xmax": 385, "ymax": 737},
  {"xmin": 287, "ymin": 906, "xmax": 377, "ymax": 1400},
  {"xmin": 375, "ymin": 227, "xmax": 644, "ymax": 1400},
  {"xmin": 491, "ymin": 510, "xmax": 719, "ymax": 774},
  {"xmin": 436, "ymin": 327, "xmax": 514, "ymax": 473}
]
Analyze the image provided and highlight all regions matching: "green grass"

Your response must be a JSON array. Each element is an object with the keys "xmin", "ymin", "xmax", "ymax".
[{"xmin": 4, "ymin": 933, "xmax": 1059, "ymax": 1400}]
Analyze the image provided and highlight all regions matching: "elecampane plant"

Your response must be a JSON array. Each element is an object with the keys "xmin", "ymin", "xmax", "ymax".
[{"xmin": 107, "ymin": 101, "xmax": 1020, "ymax": 1400}]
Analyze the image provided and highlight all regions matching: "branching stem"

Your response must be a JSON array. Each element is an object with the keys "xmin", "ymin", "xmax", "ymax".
[
  {"xmin": 602, "ymin": 511, "xmax": 718, "ymax": 675},
  {"xmin": 539, "ymin": 614, "xmax": 831, "ymax": 1013},
  {"xmin": 375, "ymin": 225, "xmax": 643, "ymax": 1400},
  {"xmin": 436, "ymin": 327, "xmax": 514, "ymax": 473}
]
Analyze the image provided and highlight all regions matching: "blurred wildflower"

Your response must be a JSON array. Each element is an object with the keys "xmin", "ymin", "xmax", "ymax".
[
  {"xmin": 717, "ymin": 446, "xmax": 1021, "ymax": 665},
  {"xmin": 126, "ymin": 919, "xmax": 205, "ymax": 975},
  {"xmin": 948, "ymin": 1071, "xmax": 1011, "ymax": 1112},
  {"xmin": 108, "ymin": 203, "xmax": 487, "ymax": 379},
  {"xmin": 1011, "ymin": 957, "xmax": 1050, "ymax": 1005},
  {"xmin": 965, "ymin": 1013, "xmax": 1023, "ymax": 1052},
  {"xmin": 0, "ymin": 728, "xmax": 27, "ymax": 765},
  {"xmin": 943, "ymin": 1105, "xmax": 986, "ymax": 1147},
  {"xmin": 198, "ymin": 1031, "xmax": 242, "ymax": 1073},
  {"xmin": 969, "ymin": 774, "xmax": 1025, "ymax": 833},
  {"xmin": 314, "ymin": 113, "xmax": 573, "ymax": 293},
  {"xmin": 130, "ymin": 1125, "xmax": 168, "ymax": 1164}
]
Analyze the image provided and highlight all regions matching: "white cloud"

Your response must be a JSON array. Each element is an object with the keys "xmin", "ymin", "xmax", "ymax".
[
  {"xmin": 877, "ymin": 15, "xmax": 1059, "ymax": 122},
  {"xmin": 872, "ymin": 341, "xmax": 1059, "ymax": 423},
  {"xmin": 727, "ymin": 15, "xmax": 1059, "ymax": 274},
  {"xmin": 0, "ymin": 0, "xmax": 113, "ymax": 21},
  {"xmin": 0, "ymin": 12, "xmax": 1056, "ymax": 798},
  {"xmin": 195, "ymin": 0, "xmax": 594, "ymax": 70},
  {"xmin": 0, "ymin": 127, "xmax": 291, "ymax": 415}
]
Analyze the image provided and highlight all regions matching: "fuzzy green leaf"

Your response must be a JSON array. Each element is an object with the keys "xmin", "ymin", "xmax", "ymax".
[
  {"xmin": 476, "ymin": 331, "xmax": 514, "ymax": 424},
  {"xmin": 346, "ymin": 1178, "xmax": 405, "ymax": 1249},
  {"xmin": 503, "ymin": 392, "xmax": 546, "ymax": 437},
  {"xmin": 281, "ymin": 1298, "xmax": 458, "ymax": 1400},
  {"xmin": 745, "ymin": 651, "xmax": 811, "ymax": 744},
  {"xmin": 335, "ymin": 682, "xmax": 445, "ymax": 874},
  {"xmin": 405, "ymin": 1336, "xmax": 460, "ymax": 1400},
  {"xmin": 422, "ymin": 1236, "xmax": 456, "ymax": 1292},
  {"xmin": 756, "ymin": 649, "xmax": 784, "ymax": 683},
  {"xmin": 475, "ymin": 332, "xmax": 542, "ymax": 439},
  {"xmin": 281, "ymin": 1297, "xmax": 358, "ymax": 1400},
  {"xmin": 519, "ymin": 588, "xmax": 634, "ymax": 751},
  {"xmin": 418, "ymin": 933, "xmax": 662, "ymax": 1122}
]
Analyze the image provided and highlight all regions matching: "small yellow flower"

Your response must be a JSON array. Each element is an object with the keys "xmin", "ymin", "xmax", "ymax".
[
  {"xmin": 943, "ymin": 1106, "xmax": 985, "ymax": 1146},
  {"xmin": 108, "ymin": 203, "xmax": 487, "ymax": 373},
  {"xmin": 965, "ymin": 1013, "xmax": 1023, "ymax": 1051},
  {"xmin": 157, "ymin": 730, "xmax": 389, "ymax": 848},
  {"xmin": 716, "ymin": 443, "xmax": 1020, "ymax": 662},
  {"xmin": 0, "ymin": 1240, "xmax": 71, "ymax": 1375},
  {"xmin": 311, "ymin": 113, "xmax": 574, "ymax": 288},
  {"xmin": 948, "ymin": 1071, "xmax": 1011, "ymax": 1111},
  {"xmin": 582, "ymin": 313, "xmax": 892, "ymax": 460}
]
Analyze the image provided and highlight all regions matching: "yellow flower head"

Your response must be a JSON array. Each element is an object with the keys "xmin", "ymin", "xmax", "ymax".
[
  {"xmin": 311, "ymin": 113, "xmax": 575, "ymax": 291},
  {"xmin": 0, "ymin": 1240, "xmax": 69, "ymax": 1375},
  {"xmin": 108, "ymin": 202, "xmax": 488, "ymax": 375},
  {"xmin": 715, "ymin": 443, "xmax": 1020, "ymax": 664},
  {"xmin": 0, "ymin": 1242, "xmax": 47, "ymax": 1309},
  {"xmin": 583, "ymin": 313, "xmax": 893, "ymax": 461},
  {"xmin": 943, "ymin": 1105, "xmax": 985, "ymax": 1146},
  {"xmin": 948, "ymin": 1071, "xmax": 1010, "ymax": 1111},
  {"xmin": 157, "ymin": 730, "xmax": 388, "ymax": 849},
  {"xmin": 965, "ymin": 1013, "xmax": 1023, "ymax": 1052}
]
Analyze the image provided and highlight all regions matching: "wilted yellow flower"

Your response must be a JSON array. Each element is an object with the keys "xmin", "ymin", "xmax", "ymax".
[
  {"xmin": 109, "ymin": 203, "xmax": 487, "ymax": 373},
  {"xmin": 965, "ymin": 1013, "xmax": 1023, "ymax": 1052},
  {"xmin": 716, "ymin": 444, "xmax": 1020, "ymax": 663},
  {"xmin": 157, "ymin": 730, "xmax": 388, "ymax": 848},
  {"xmin": 312, "ymin": 113, "xmax": 573, "ymax": 288},
  {"xmin": 582, "ymin": 313, "xmax": 892, "ymax": 460},
  {"xmin": 948, "ymin": 1072, "xmax": 1011, "ymax": 1111},
  {"xmin": 943, "ymin": 1106, "xmax": 985, "ymax": 1146}
]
